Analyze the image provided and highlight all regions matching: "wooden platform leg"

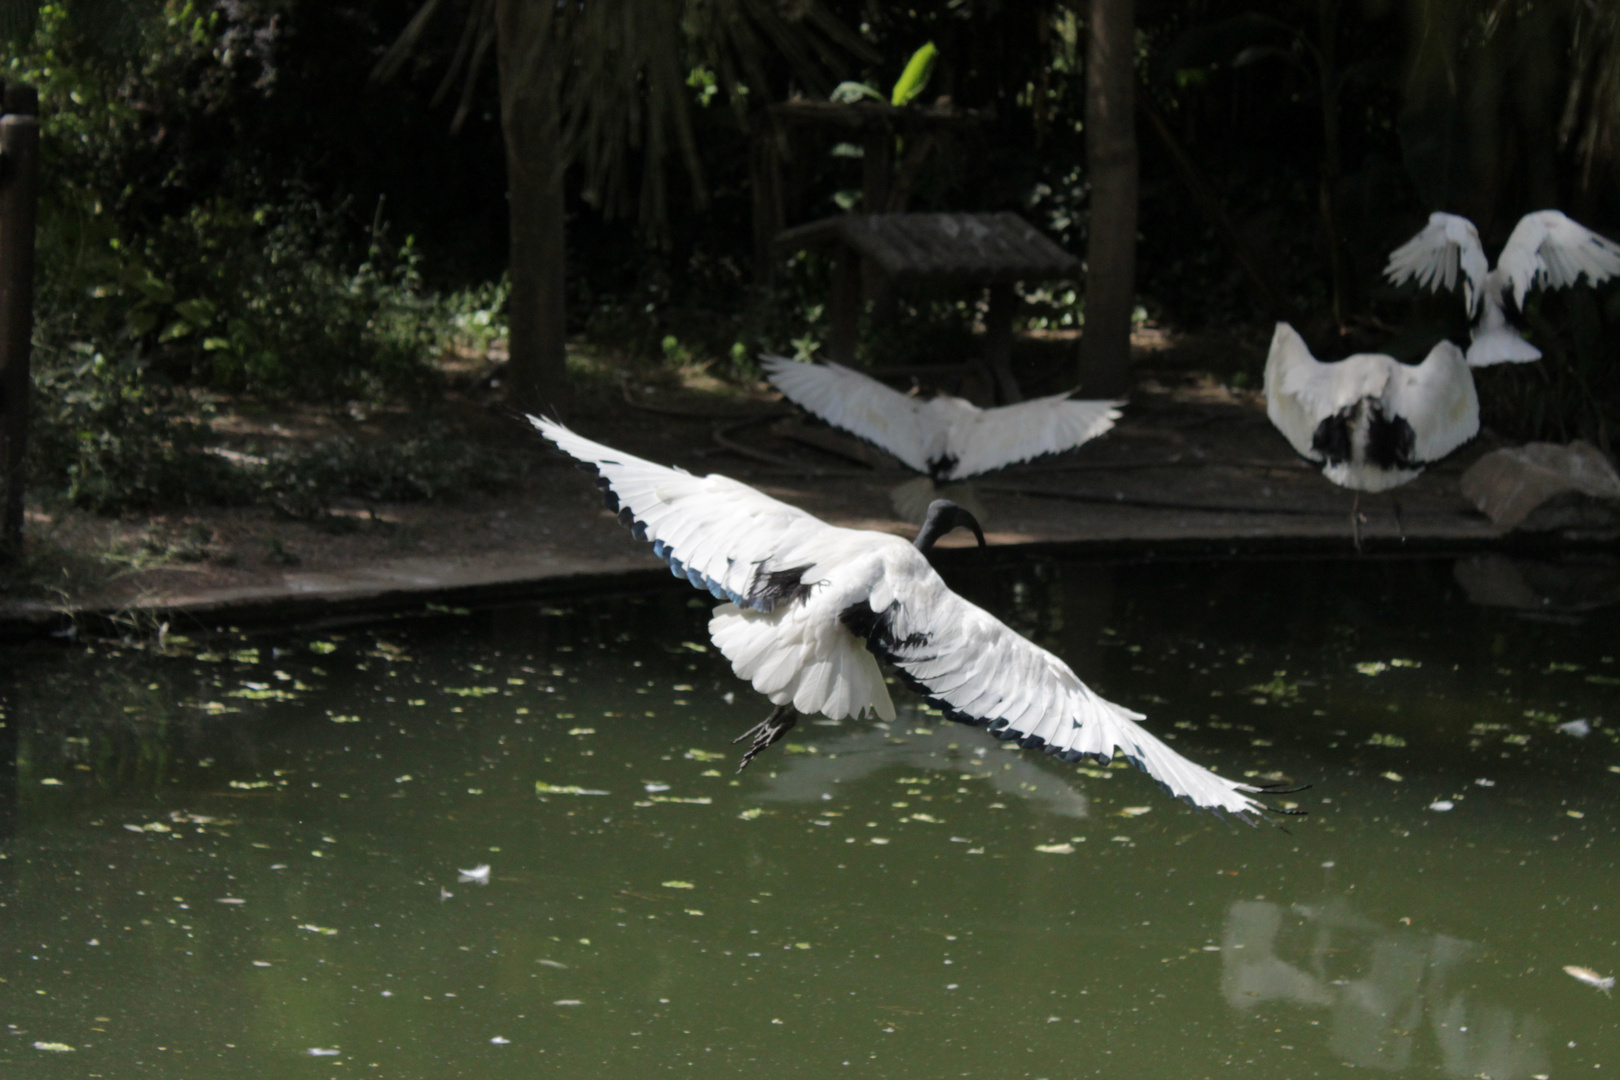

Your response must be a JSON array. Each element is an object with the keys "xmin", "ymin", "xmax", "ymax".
[{"xmin": 984, "ymin": 283, "xmax": 1022, "ymax": 404}]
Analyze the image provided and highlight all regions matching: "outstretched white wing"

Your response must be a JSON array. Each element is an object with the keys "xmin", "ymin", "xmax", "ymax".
[
  {"xmin": 1383, "ymin": 340, "xmax": 1479, "ymax": 462},
  {"xmin": 1385, "ymin": 212, "xmax": 1489, "ymax": 315},
  {"xmin": 1263, "ymin": 322, "xmax": 1332, "ymax": 461},
  {"xmin": 843, "ymin": 549, "xmax": 1270, "ymax": 820},
  {"xmin": 941, "ymin": 393, "xmax": 1122, "ymax": 480},
  {"xmin": 761, "ymin": 355, "xmax": 933, "ymax": 473},
  {"xmin": 1497, "ymin": 209, "xmax": 1620, "ymax": 309},
  {"xmin": 531, "ymin": 416, "xmax": 842, "ymax": 611}
]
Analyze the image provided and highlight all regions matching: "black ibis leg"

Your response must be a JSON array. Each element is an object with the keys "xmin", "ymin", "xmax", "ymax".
[
  {"xmin": 733, "ymin": 703, "xmax": 798, "ymax": 772},
  {"xmin": 1350, "ymin": 492, "xmax": 1364, "ymax": 554},
  {"xmin": 1391, "ymin": 497, "xmax": 1407, "ymax": 543}
]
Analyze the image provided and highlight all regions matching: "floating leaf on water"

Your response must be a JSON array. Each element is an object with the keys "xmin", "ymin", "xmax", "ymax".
[
  {"xmin": 1568, "ymin": 810, "xmax": 1586, "ymax": 819},
  {"xmin": 1503, "ymin": 734, "xmax": 1531, "ymax": 746},
  {"xmin": 650, "ymin": 795, "xmax": 712, "ymax": 805},
  {"xmin": 330, "ymin": 715, "xmax": 361, "ymax": 724},
  {"xmin": 1428, "ymin": 801, "xmax": 1454, "ymax": 812},
  {"xmin": 535, "ymin": 782, "xmax": 609, "ymax": 796},
  {"xmin": 794, "ymin": 943, "xmax": 812, "ymax": 949},
  {"xmin": 1075, "ymin": 767, "xmax": 1113, "ymax": 779},
  {"xmin": 252, "ymin": 960, "xmax": 271, "ymax": 967},
  {"xmin": 644, "ymin": 783, "xmax": 671, "ymax": 793},
  {"xmin": 228, "ymin": 780, "xmax": 274, "ymax": 790},
  {"xmin": 32, "ymin": 1042, "xmax": 75, "ymax": 1052},
  {"xmin": 1388, "ymin": 659, "xmax": 1421, "ymax": 668},
  {"xmin": 661, "ymin": 881, "xmax": 695, "ymax": 889},
  {"xmin": 1564, "ymin": 965, "xmax": 1615, "ymax": 994},
  {"xmin": 395, "ymin": 775, "xmax": 414, "ymax": 784},
  {"xmin": 568, "ymin": 728, "xmax": 596, "ymax": 736},
  {"xmin": 457, "ymin": 864, "xmax": 491, "ymax": 885},
  {"xmin": 685, "ymin": 909, "xmax": 704, "ymax": 916},
  {"xmin": 215, "ymin": 897, "xmax": 246, "ymax": 904},
  {"xmin": 1035, "ymin": 843, "xmax": 1076, "ymax": 854},
  {"xmin": 684, "ymin": 748, "xmax": 726, "ymax": 762},
  {"xmin": 228, "ymin": 686, "xmax": 299, "ymax": 702},
  {"xmin": 229, "ymin": 649, "xmax": 260, "ymax": 664},
  {"xmin": 1366, "ymin": 733, "xmax": 1407, "ymax": 748},
  {"xmin": 297, "ymin": 924, "xmax": 339, "ymax": 935},
  {"xmin": 1381, "ymin": 772, "xmax": 1403, "ymax": 782},
  {"xmin": 188, "ymin": 701, "xmax": 241, "ymax": 714},
  {"xmin": 1354, "ymin": 662, "xmax": 1388, "ymax": 676},
  {"xmin": 309, "ymin": 641, "xmax": 337, "ymax": 654},
  {"xmin": 908, "ymin": 813, "xmax": 942, "ymax": 823},
  {"xmin": 306, "ymin": 1048, "xmax": 340, "ymax": 1057},
  {"xmin": 445, "ymin": 687, "xmax": 499, "ymax": 698},
  {"xmin": 537, "ymin": 959, "xmax": 568, "ymax": 969},
  {"xmin": 1117, "ymin": 807, "xmax": 1153, "ymax": 818},
  {"xmin": 870, "ymin": 837, "xmax": 890, "ymax": 845},
  {"xmin": 39, "ymin": 778, "xmax": 62, "ymax": 786},
  {"xmin": 1475, "ymin": 778, "xmax": 1496, "ymax": 786},
  {"xmin": 738, "ymin": 808, "xmax": 764, "ymax": 820}
]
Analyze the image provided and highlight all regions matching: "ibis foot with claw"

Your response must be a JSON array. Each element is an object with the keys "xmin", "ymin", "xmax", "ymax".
[{"xmin": 734, "ymin": 703, "xmax": 798, "ymax": 771}]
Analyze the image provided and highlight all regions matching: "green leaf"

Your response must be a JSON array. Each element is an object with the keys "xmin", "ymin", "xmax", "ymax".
[
  {"xmin": 172, "ymin": 297, "xmax": 217, "ymax": 324},
  {"xmin": 891, "ymin": 42, "xmax": 937, "ymax": 106}
]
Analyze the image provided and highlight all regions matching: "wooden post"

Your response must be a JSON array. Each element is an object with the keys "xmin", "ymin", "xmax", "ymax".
[
  {"xmin": 984, "ymin": 283, "xmax": 1023, "ymax": 404},
  {"xmin": 0, "ymin": 83, "xmax": 38, "ymax": 560},
  {"xmin": 827, "ymin": 243, "xmax": 861, "ymax": 365},
  {"xmin": 1078, "ymin": 0, "xmax": 1138, "ymax": 397}
]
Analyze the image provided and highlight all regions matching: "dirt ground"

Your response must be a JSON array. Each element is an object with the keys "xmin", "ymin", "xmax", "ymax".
[{"xmin": 0, "ymin": 329, "xmax": 1532, "ymax": 632}]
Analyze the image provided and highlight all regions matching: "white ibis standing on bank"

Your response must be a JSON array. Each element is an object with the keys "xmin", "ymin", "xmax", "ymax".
[
  {"xmin": 1384, "ymin": 210, "xmax": 1620, "ymax": 366},
  {"xmin": 1263, "ymin": 322, "xmax": 1479, "ymax": 548},
  {"xmin": 531, "ymin": 415, "xmax": 1291, "ymax": 822}
]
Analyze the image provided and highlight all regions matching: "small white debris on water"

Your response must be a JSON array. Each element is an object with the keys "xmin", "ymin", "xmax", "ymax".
[
  {"xmin": 1475, "ymin": 778, "xmax": 1496, "ymax": 787},
  {"xmin": 1428, "ymin": 801, "xmax": 1454, "ymax": 812},
  {"xmin": 1558, "ymin": 719, "xmax": 1592, "ymax": 738},
  {"xmin": 1564, "ymin": 966, "xmax": 1615, "ymax": 994},
  {"xmin": 457, "ymin": 864, "xmax": 491, "ymax": 885},
  {"xmin": 306, "ymin": 1048, "xmax": 340, "ymax": 1057},
  {"xmin": 490, "ymin": 1037, "xmax": 510, "ymax": 1045},
  {"xmin": 32, "ymin": 1042, "xmax": 75, "ymax": 1052},
  {"xmin": 554, "ymin": 1000, "xmax": 582, "ymax": 1006}
]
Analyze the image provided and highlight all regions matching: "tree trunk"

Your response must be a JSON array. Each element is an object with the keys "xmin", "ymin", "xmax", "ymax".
[
  {"xmin": 495, "ymin": 0, "xmax": 568, "ymax": 413},
  {"xmin": 1316, "ymin": 0, "xmax": 1357, "ymax": 332},
  {"xmin": 1079, "ymin": 0, "xmax": 1138, "ymax": 398}
]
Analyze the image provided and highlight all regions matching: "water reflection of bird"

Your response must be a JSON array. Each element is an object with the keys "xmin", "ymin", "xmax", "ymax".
[
  {"xmin": 762, "ymin": 355, "xmax": 1120, "ymax": 524},
  {"xmin": 534, "ymin": 416, "xmax": 1284, "ymax": 821},
  {"xmin": 1385, "ymin": 210, "xmax": 1620, "ymax": 367},
  {"xmin": 1221, "ymin": 897, "xmax": 1549, "ymax": 1077},
  {"xmin": 1263, "ymin": 322, "xmax": 1479, "ymax": 549},
  {"xmin": 752, "ymin": 709, "xmax": 1090, "ymax": 818}
]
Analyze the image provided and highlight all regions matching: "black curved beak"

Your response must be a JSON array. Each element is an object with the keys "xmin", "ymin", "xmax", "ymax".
[{"xmin": 913, "ymin": 499, "xmax": 987, "ymax": 552}]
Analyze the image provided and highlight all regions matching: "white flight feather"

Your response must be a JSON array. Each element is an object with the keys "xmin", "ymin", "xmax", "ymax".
[
  {"xmin": 762, "ymin": 355, "xmax": 1121, "ymax": 480},
  {"xmin": 529, "ymin": 414, "xmax": 1270, "ymax": 819}
]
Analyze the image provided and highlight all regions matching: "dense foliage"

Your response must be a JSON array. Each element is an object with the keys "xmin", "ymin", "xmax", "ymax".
[{"xmin": 5, "ymin": 0, "xmax": 1620, "ymax": 516}]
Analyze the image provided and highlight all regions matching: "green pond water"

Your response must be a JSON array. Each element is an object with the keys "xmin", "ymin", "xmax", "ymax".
[{"xmin": 1, "ymin": 554, "xmax": 1618, "ymax": 1079}]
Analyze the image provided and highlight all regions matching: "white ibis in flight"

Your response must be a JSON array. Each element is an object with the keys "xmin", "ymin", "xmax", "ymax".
[{"xmin": 532, "ymin": 415, "xmax": 1291, "ymax": 822}]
